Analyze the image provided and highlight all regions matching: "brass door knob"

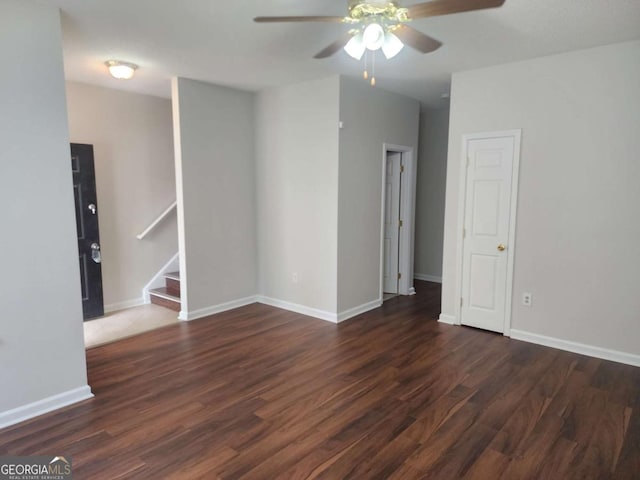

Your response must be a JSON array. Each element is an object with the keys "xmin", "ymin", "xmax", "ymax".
[{"xmin": 497, "ymin": 244, "xmax": 506, "ymax": 252}]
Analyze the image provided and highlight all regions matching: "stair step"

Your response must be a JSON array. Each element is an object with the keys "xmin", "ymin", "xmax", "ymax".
[
  {"xmin": 165, "ymin": 277, "xmax": 180, "ymax": 298},
  {"xmin": 149, "ymin": 287, "xmax": 180, "ymax": 312},
  {"xmin": 164, "ymin": 271, "xmax": 180, "ymax": 281},
  {"xmin": 149, "ymin": 287, "xmax": 180, "ymax": 302},
  {"xmin": 163, "ymin": 271, "xmax": 180, "ymax": 297}
]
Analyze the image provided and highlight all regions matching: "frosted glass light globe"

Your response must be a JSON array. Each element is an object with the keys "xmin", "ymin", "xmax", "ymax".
[
  {"xmin": 382, "ymin": 32, "xmax": 404, "ymax": 59},
  {"xmin": 344, "ymin": 34, "xmax": 366, "ymax": 59},
  {"xmin": 105, "ymin": 60, "xmax": 138, "ymax": 80},
  {"xmin": 362, "ymin": 23, "xmax": 385, "ymax": 51}
]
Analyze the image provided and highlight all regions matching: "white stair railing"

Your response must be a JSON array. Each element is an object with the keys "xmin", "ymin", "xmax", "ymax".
[{"xmin": 136, "ymin": 201, "xmax": 177, "ymax": 240}]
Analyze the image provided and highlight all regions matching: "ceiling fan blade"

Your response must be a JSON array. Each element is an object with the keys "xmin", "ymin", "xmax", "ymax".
[
  {"xmin": 314, "ymin": 32, "xmax": 356, "ymax": 59},
  {"xmin": 393, "ymin": 25, "xmax": 442, "ymax": 54},
  {"xmin": 407, "ymin": 0, "xmax": 505, "ymax": 19},
  {"xmin": 254, "ymin": 16, "xmax": 345, "ymax": 23}
]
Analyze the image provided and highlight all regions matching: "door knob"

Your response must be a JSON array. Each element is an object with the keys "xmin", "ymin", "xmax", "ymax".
[
  {"xmin": 88, "ymin": 204, "xmax": 96, "ymax": 215},
  {"xmin": 497, "ymin": 244, "xmax": 506, "ymax": 252}
]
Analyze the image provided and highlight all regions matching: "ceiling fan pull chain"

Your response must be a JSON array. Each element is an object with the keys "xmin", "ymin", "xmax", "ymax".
[
  {"xmin": 363, "ymin": 50, "xmax": 369, "ymax": 80},
  {"xmin": 371, "ymin": 51, "xmax": 376, "ymax": 86}
]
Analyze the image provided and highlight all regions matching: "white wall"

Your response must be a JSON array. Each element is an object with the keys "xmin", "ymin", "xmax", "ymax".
[
  {"xmin": 172, "ymin": 78, "xmax": 257, "ymax": 318},
  {"xmin": 414, "ymin": 107, "xmax": 449, "ymax": 281},
  {"xmin": 443, "ymin": 40, "xmax": 640, "ymax": 357},
  {"xmin": 0, "ymin": 1, "xmax": 90, "ymax": 420},
  {"xmin": 256, "ymin": 77, "xmax": 341, "ymax": 313},
  {"xmin": 66, "ymin": 82, "xmax": 177, "ymax": 311},
  {"xmin": 337, "ymin": 77, "xmax": 420, "ymax": 312}
]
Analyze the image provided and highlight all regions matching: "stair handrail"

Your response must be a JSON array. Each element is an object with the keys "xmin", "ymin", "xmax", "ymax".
[{"xmin": 136, "ymin": 201, "xmax": 177, "ymax": 240}]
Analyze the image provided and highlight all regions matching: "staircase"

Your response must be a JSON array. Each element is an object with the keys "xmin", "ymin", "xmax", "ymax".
[{"xmin": 149, "ymin": 272, "xmax": 181, "ymax": 312}]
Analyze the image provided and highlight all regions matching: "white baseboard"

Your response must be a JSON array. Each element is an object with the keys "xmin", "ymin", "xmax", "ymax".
[
  {"xmin": 179, "ymin": 295, "xmax": 258, "ymax": 322},
  {"xmin": 0, "ymin": 385, "xmax": 93, "ymax": 430},
  {"xmin": 510, "ymin": 329, "xmax": 640, "ymax": 368},
  {"xmin": 143, "ymin": 252, "xmax": 180, "ymax": 303},
  {"xmin": 438, "ymin": 314, "xmax": 457, "ymax": 325},
  {"xmin": 104, "ymin": 298, "xmax": 145, "ymax": 314},
  {"xmin": 257, "ymin": 296, "xmax": 338, "ymax": 323},
  {"xmin": 408, "ymin": 287, "xmax": 416, "ymax": 296},
  {"xmin": 337, "ymin": 299, "xmax": 382, "ymax": 323},
  {"xmin": 414, "ymin": 273, "xmax": 442, "ymax": 283}
]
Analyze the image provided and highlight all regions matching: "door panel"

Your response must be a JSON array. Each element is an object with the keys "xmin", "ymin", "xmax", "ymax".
[
  {"xmin": 472, "ymin": 181, "xmax": 501, "ymax": 236},
  {"xmin": 461, "ymin": 136, "xmax": 515, "ymax": 333},
  {"xmin": 71, "ymin": 143, "xmax": 104, "ymax": 320},
  {"xmin": 469, "ymin": 254, "xmax": 498, "ymax": 310},
  {"xmin": 383, "ymin": 152, "xmax": 402, "ymax": 294}
]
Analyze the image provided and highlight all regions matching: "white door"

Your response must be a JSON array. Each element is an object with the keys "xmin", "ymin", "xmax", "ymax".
[
  {"xmin": 461, "ymin": 134, "xmax": 517, "ymax": 333},
  {"xmin": 383, "ymin": 152, "xmax": 402, "ymax": 294}
]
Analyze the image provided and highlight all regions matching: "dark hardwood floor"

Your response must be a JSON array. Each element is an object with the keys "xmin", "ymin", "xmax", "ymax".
[{"xmin": 1, "ymin": 281, "xmax": 639, "ymax": 479}]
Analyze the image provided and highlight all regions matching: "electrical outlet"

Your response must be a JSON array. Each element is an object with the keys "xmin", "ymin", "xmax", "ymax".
[
  {"xmin": 522, "ymin": 292, "xmax": 532, "ymax": 307},
  {"xmin": 292, "ymin": 272, "xmax": 299, "ymax": 284}
]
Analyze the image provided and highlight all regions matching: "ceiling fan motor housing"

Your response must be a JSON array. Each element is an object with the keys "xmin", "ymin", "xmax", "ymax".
[
  {"xmin": 349, "ymin": 0, "xmax": 397, "ymax": 10},
  {"xmin": 348, "ymin": 0, "xmax": 409, "ymax": 22}
]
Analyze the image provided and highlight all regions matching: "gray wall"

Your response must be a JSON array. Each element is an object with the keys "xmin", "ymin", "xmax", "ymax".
[
  {"xmin": 255, "ymin": 75, "xmax": 420, "ymax": 316},
  {"xmin": 172, "ymin": 78, "xmax": 257, "ymax": 316},
  {"xmin": 0, "ymin": 1, "xmax": 89, "ymax": 414},
  {"xmin": 443, "ymin": 40, "xmax": 640, "ymax": 356},
  {"xmin": 256, "ymin": 76, "xmax": 341, "ymax": 313},
  {"xmin": 414, "ymin": 107, "xmax": 449, "ymax": 281},
  {"xmin": 66, "ymin": 82, "xmax": 178, "ymax": 311},
  {"xmin": 337, "ymin": 77, "xmax": 420, "ymax": 312}
]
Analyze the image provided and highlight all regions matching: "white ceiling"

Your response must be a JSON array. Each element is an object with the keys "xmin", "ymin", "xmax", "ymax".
[{"xmin": 49, "ymin": 0, "xmax": 640, "ymax": 107}]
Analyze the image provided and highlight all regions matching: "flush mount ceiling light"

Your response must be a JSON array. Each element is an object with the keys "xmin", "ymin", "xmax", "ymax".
[
  {"xmin": 105, "ymin": 60, "xmax": 138, "ymax": 80},
  {"xmin": 254, "ymin": 0, "xmax": 507, "ymax": 86}
]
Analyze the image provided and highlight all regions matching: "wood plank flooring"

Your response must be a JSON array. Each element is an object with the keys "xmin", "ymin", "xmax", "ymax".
[{"xmin": 1, "ymin": 281, "xmax": 639, "ymax": 479}]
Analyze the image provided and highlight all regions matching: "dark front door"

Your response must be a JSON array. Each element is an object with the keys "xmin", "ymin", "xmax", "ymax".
[{"xmin": 71, "ymin": 143, "xmax": 104, "ymax": 320}]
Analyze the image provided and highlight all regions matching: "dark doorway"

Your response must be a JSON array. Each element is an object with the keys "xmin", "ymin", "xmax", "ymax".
[{"xmin": 71, "ymin": 143, "xmax": 104, "ymax": 320}]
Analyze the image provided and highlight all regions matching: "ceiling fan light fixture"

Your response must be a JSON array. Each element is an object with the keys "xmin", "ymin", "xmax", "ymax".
[
  {"xmin": 344, "ymin": 33, "xmax": 366, "ymax": 60},
  {"xmin": 105, "ymin": 60, "xmax": 138, "ymax": 80},
  {"xmin": 362, "ymin": 23, "xmax": 385, "ymax": 50},
  {"xmin": 382, "ymin": 31, "xmax": 404, "ymax": 59}
]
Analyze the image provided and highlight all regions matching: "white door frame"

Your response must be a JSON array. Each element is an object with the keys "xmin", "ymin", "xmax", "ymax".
[
  {"xmin": 383, "ymin": 152, "xmax": 402, "ymax": 294},
  {"xmin": 454, "ymin": 130, "xmax": 522, "ymax": 336},
  {"xmin": 379, "ymin": 143, "xmax": 417, "ymax": 300}
]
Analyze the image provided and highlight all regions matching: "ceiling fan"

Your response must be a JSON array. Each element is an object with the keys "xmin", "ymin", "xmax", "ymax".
[{"xmin": 254, "ymin": 0, "xmax": 506, "ymax": 60}]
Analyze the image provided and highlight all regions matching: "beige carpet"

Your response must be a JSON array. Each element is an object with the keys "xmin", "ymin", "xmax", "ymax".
[{"xmin": 84, "ymin": 304, "xmax": 179, "ymax": 349}]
